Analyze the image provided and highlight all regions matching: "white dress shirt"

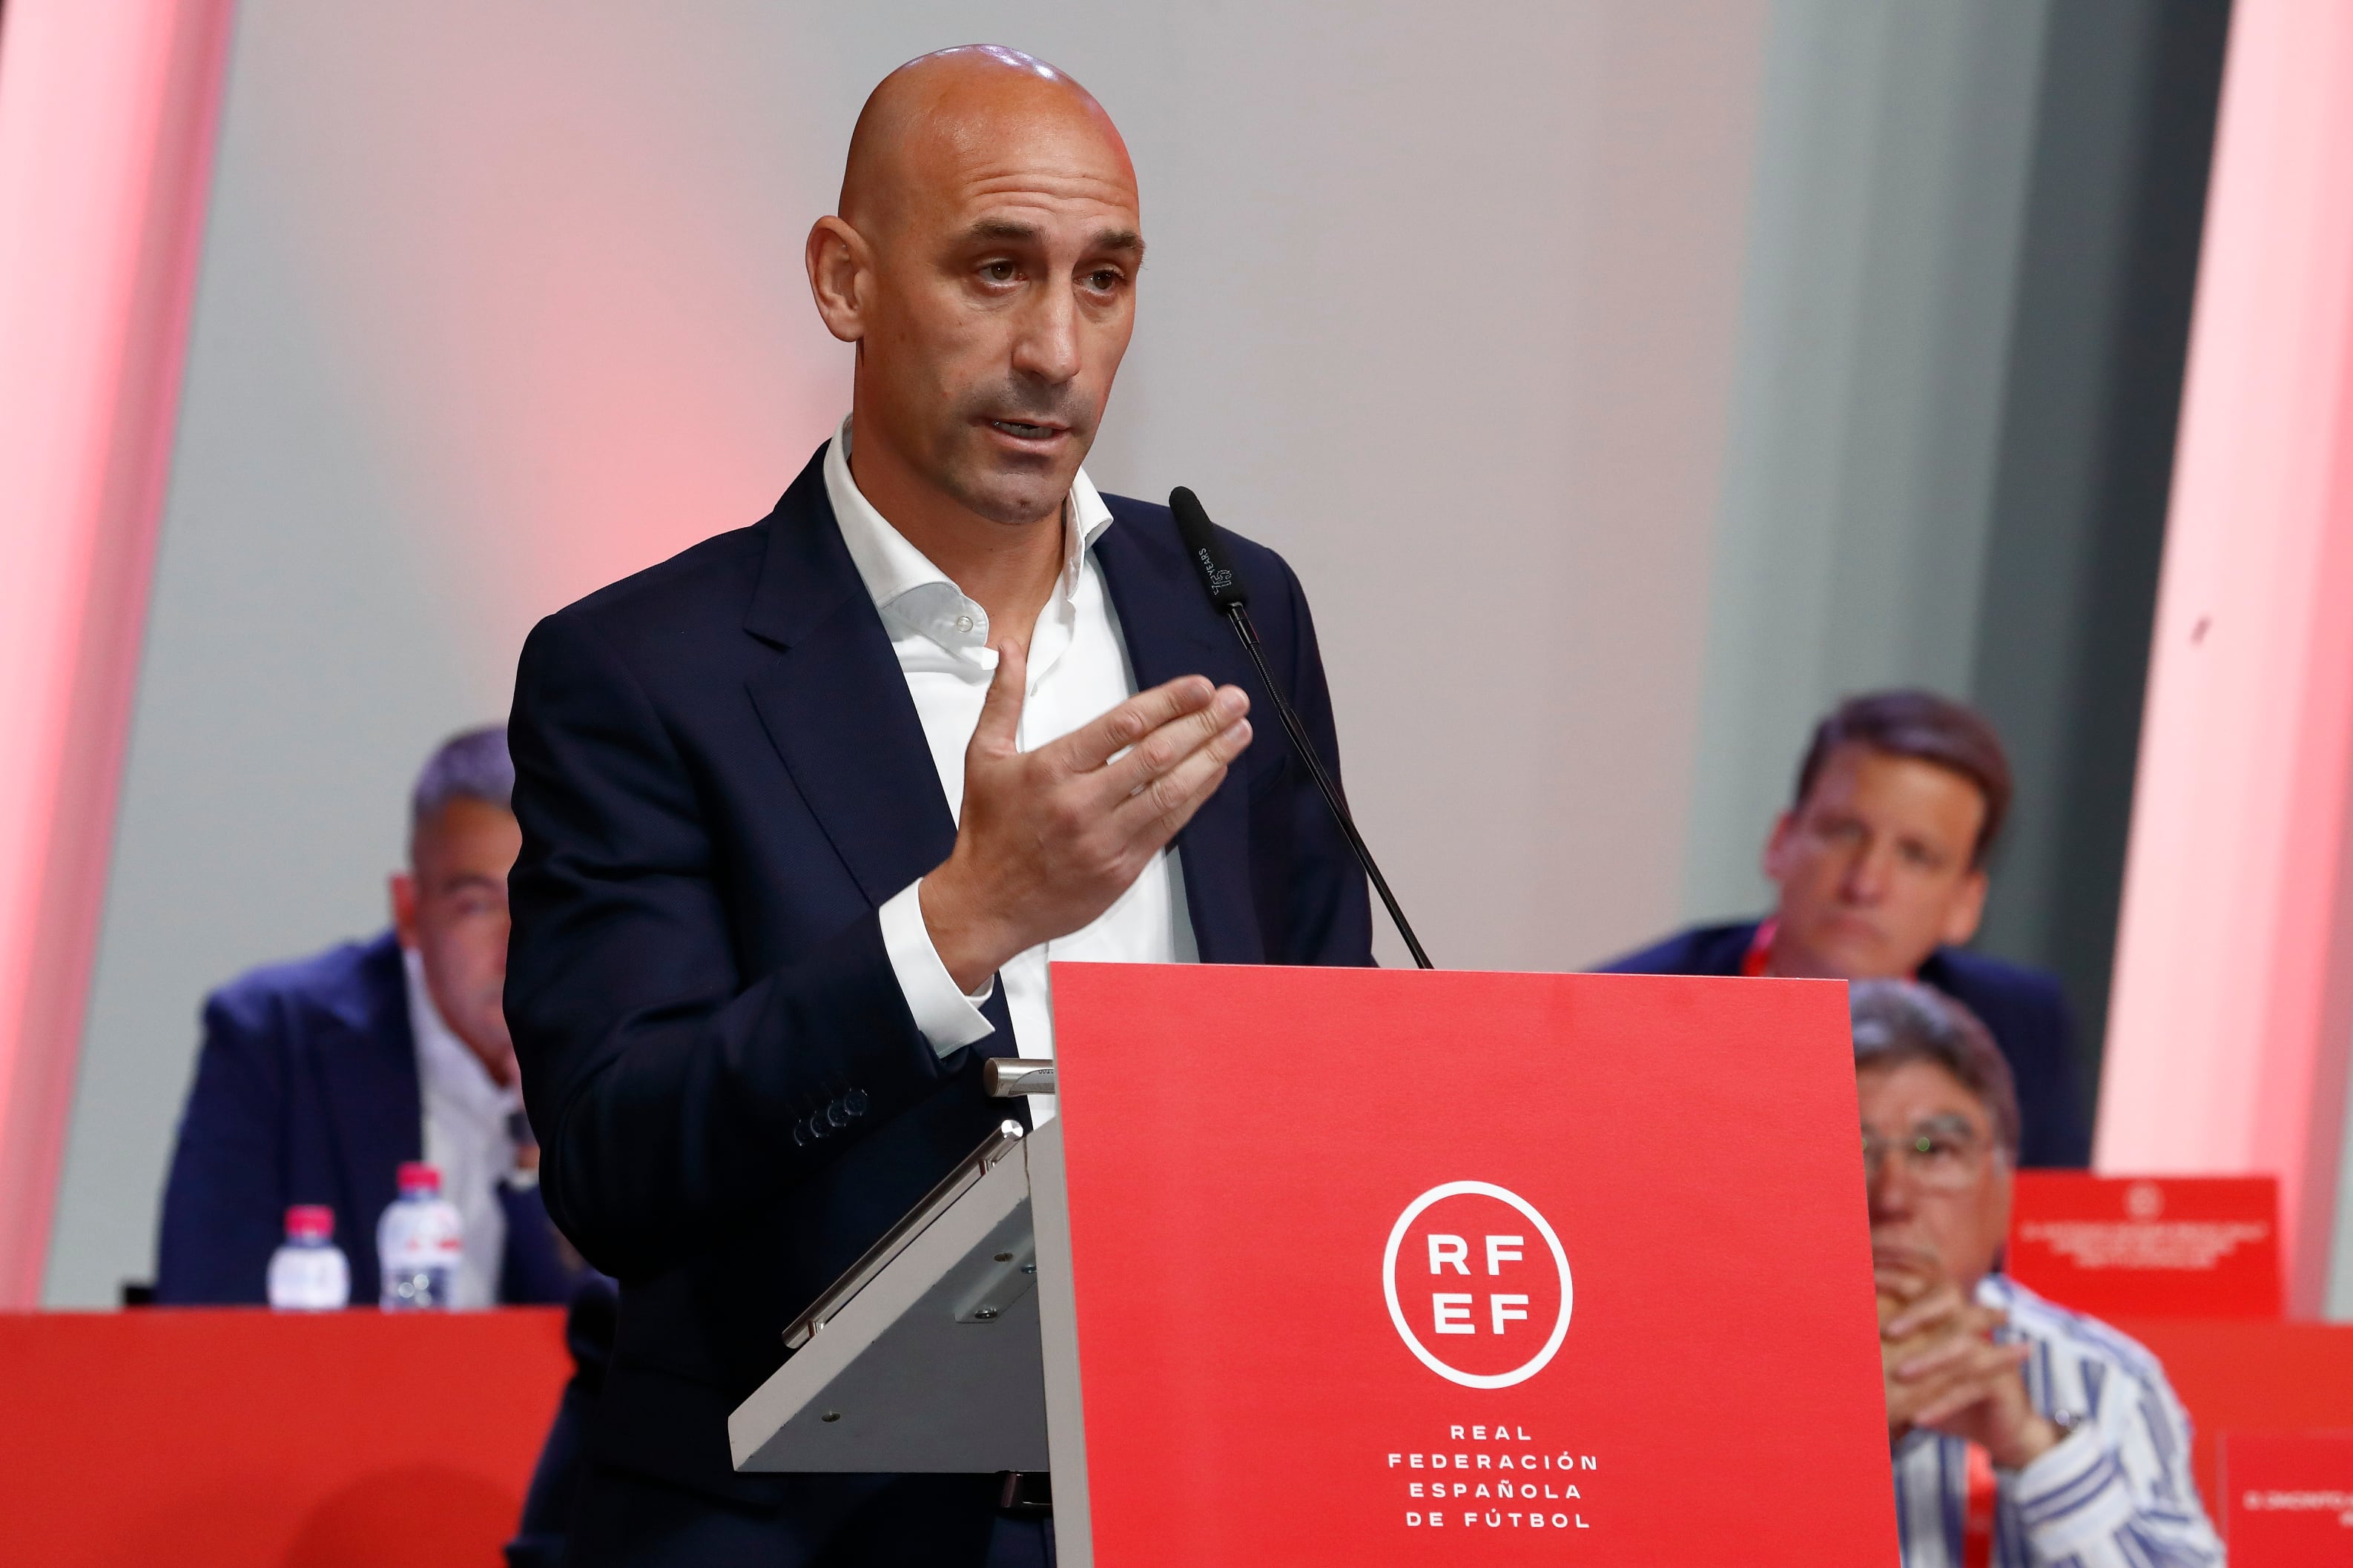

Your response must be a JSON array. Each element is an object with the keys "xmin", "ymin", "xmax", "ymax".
[
  {"xmin": 405, "ymin": 947, "xmax": 522, "ymax": 1309},
  {"xmin": 825, "ymin": 417, "xmax": 1195, "ymax": 1120}
]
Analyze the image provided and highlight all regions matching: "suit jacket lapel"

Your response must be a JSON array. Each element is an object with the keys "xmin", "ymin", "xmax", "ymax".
[
  {"xmin": 743, "ymin": 449, "xmax": 960, "ymax": 908},
  {"xmin": 743, "ymin": 457, "xmax": 1262, "ymax": 979},
  {"xmin": 741, "ymin": 454, "xmax": 1024, "ymax": 1059},
  {"xmin": 1093, "ymin": 515, "xmax": 1265, "ymax": 965},
  {"xmin": 310, "ymin": 933, "xmax": 423, "ymax": 1256}
]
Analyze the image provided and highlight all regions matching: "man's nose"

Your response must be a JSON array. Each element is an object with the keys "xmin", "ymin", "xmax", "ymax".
[
  {"xmin": 1865, "ymin": 1154, "xmax": 1913, "ymax": 1220},
  {"xmin": 1010, "ymin": 282, "xmax": 1081, "ymax": 384},
  {"xmin": 1841, "ymin": 840, "xmax": 1894, "ymax": 904}
]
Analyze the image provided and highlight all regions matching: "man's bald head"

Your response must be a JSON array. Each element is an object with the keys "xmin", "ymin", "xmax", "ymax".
[
  {"xmin": 806, "ymin": 45, "xmax": 1145, "ymax": 535},
  {"xmin": 841, "ymin": 46, "xmax": 1135, "ymax": 239}
]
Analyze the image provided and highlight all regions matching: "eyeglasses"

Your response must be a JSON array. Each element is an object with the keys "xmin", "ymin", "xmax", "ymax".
[{"xmin": 1861, "ymin": 1117, "xmax": 1993, "ymax": 1191}]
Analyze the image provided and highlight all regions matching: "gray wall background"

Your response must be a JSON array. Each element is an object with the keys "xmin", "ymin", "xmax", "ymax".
[
  {"xmin": 47, "ymin": 1, "xmax": 2222, "ymax": 1305},
  {"xmin": 1682, "ymin": 0, "xmax": 2051, "ymax": 926},
  {"xmin": 1687, "ymin": 0, "xmax": 2227, "ymax": 1106}
]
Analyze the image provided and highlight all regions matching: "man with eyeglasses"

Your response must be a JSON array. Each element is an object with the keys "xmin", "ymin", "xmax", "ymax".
[{"xmin": 1852, "ymin": 980, "xmax": 2218, "ymax": 1567}]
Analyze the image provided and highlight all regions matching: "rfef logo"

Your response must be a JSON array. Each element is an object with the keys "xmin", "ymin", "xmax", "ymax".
[{"xmin": 1382, "ymin": 1181, "xmax": 1571, "ymax": 1389}]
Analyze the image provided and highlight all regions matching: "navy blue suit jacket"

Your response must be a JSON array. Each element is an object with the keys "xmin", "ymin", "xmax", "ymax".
[
  {"xmin": 156, "ymin": 929, "xmax": 576, "ymax": 1306},
  {"xmin": 504, "ymin": 445, "xmax": 1373, "ymax": 1560},
  {"xmin": 1600, "ymin": 919, "xmax": 2091, "ymax": 1168}
]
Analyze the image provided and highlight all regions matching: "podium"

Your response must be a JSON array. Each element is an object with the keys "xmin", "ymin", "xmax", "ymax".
[
  {"xmin": 732, "ymin": 965, "xmax": 1899, "ymax": 1564},
  {"xmin": 727, "ymin": 1104, "xmax": 1069, "ymax": 1477}
]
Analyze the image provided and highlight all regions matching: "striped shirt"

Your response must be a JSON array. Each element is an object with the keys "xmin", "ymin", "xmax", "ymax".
[{"xmin": 1890, "ymin": 1276, "xmax": 2221, "ymax": 1567}]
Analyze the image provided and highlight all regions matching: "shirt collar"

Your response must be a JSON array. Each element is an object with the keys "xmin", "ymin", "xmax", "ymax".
[
  {"xmin": 403, "ymin": 947, "xmax": 518, "ymax": 1128},
  {"xmin": 822, "ymin": 414, "xmax": 1114, "ymax": 631}
]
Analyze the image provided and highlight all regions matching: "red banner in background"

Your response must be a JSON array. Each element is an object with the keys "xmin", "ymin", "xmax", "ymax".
[
  {"xmin": 2007, "ymin": 1174, "xmax": 2280, "ymax": 1318},
  {"xmin": 1052, "ymin": 965, "xmax": 1895, "ymax": 1566},
  {"xmin": 2221, "ymin": 1432, "xmax": 2353, "ymax": 1564}
]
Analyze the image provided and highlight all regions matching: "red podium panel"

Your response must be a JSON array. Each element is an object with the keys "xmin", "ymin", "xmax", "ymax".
[
  {"xmin": 2009, "ymin": 1174, "xmax": 2280, "ymax": 1318},
  {"xmin": 1051, "ymin": 965, "xmax": 1892, "ymax": 1565}
]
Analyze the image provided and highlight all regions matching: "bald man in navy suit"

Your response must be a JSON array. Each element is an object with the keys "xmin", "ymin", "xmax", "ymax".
[{"xmin": 504, "ymin": 47, "xmax": 1370, "ymax": 1567}]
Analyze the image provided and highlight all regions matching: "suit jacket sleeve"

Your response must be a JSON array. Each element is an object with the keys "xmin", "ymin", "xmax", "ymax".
[
  {"xmin": 505, "ymin": 609, "xmax": 960, "ymax": 1281},
  {"xmin": 156, "ymin": 988, "xmax": 291, "ymax": 1304},
  {"xmin": 1263, "ymin": 552, "xmax": 1377, "ymax": 967}
]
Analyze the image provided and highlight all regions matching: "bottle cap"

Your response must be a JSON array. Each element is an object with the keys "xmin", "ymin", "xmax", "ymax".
[
  {"xmin": 284, "ymin": 1205, "xmax": 334, "ymax": 1241},
  {"xmin": 397, "ymin": 1161, "xmax": 441, "ymax": 1195}
]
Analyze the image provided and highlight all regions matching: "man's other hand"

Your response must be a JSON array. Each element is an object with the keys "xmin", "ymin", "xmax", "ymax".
[
  {"xmin": 920, "ymin": 641, "xmax": 1252, "ymax": 992},
  {"xmin": 1882, "ymin": 1278, "xmax": 2062, "ymax": 1468}
]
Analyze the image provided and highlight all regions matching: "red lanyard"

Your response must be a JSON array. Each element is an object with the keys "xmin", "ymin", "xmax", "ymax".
[
  {"xmin": 1963, "ymin": 1443, "xmax": 1996, "ymax": 1568},
  {"xmin": 1738, "ymin": 918, "xmax": 1924, "ymax": 982}
]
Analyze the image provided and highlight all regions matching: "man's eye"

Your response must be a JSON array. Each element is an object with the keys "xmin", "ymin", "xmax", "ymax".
[
  {"xmin": 1084, "ymin": 269, "xmax": 1122, "ymax": 291},
  {"xmin": 981, "ymin": 261, "xmax": 1017, "ymax": 283}
]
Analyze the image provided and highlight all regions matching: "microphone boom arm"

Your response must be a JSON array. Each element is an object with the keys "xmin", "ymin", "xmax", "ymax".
[
  {"xmin": 1217, "ymin": 600, "xmax": 1433, "ymax": 970},
  {"xmin": 1166, "ymin": 485, "xmax": 1432, "ymax": 969}
]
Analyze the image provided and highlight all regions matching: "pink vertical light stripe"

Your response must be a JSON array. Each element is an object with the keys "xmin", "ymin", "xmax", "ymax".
[
  {"xmin": 0, "ymin": 0, "xmax": 236, "ymax": 1305},
  {"xmin": 2099, "ymin": 0, "xmax": 2353, "ymax": 1316}
]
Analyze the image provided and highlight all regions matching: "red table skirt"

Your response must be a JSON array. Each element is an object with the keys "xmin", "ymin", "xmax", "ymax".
[
  {"xmin": 0, "ymin": 1309, "xmax": 2346, "ymax": 1561},
  {"xmin": 0, "ymin": 1308, "xmax": 569, "ymax": 1567}
]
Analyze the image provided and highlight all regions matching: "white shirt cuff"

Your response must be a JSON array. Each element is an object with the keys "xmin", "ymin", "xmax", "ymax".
[
  {"xmin": 880, "ymin": 880, "xmax": 995, "ymax": 1057},
  {"xmin": 2007, "ymin": 1422, "xmax": 2135, "ymax": 1554}
]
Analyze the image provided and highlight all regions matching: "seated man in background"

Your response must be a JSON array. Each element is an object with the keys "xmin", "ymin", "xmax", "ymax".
[
  {"xmin": 157, "ymin": 726, "xmax": 576, "ymax": 1306},
  {"xmin": 1855, "ymin": 979, "xmax": 2217, "ymax": 1567},
  {"xmin": 1605, "ymin": 690, "xmax": 2088, "ymax": 1166}
]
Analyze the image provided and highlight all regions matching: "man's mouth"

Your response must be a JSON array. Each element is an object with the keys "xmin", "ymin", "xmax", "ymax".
[{"xmin": 987, "ymin": 418, "xmax": 1066, "ymax": 440}]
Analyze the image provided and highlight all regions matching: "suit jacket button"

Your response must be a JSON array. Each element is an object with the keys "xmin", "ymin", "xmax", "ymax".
[
  {"xmin": 844, "ymin": 1089, "xmax": 870, "ymax": 1117},
  {"xmin": 826, "ymin": 1100, "xmax": 851, "ymax": 1128}
]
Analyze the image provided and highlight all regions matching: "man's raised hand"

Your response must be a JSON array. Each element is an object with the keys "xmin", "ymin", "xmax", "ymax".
[{"xmin": 918, "ymin": 639, "xmax": 1252, "ymax": 993}]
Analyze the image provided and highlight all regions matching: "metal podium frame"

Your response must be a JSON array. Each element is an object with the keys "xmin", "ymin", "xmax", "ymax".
[{"xmin": 727, "ymin": 1064, "xmax": 1097, "ymax": 1561}]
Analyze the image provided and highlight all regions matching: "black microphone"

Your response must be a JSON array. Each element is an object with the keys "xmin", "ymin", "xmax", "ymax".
[{"xmin": 1168, "ymin": 486, "xmax": 1433, "ymax": 969}]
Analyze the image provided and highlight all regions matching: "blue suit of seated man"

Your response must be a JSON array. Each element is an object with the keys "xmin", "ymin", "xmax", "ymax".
[
  {"xmin": 158, "ymin": 727, "xmax": 579, "ymax": 1307},
  {"xmin": 1602, "ymin": 691, "xmax": 2090, "ymax": 1169}
]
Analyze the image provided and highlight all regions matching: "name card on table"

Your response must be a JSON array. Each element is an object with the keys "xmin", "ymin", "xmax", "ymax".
[
  {"xmin": 2007, "ymin": 1174, "xmax": 2280, "ymax": 1319},
  {"xmin": 2222, "ymin": 1432, "xmax": 2353, "ymax": 1564}
]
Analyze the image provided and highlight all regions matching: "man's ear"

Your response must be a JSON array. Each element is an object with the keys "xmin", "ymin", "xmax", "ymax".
[
  {"xmin": 1984, "ymin": 1156, "xmax": 2017, "ymax": 1266},
  {"xmin": 1941, "ymin": 867, "xmax": 1990, "ymax": 947},
  {"xmin": 390, "ymin": 871, "xmax": 420, "ymax": 951},
  {"xmin": 1761, "ymin": 809, "xmax": 1798, "ymax": 884},
  {"xmin": 805, "ymin": 216, "xmax": 871, "ymax": 345}
]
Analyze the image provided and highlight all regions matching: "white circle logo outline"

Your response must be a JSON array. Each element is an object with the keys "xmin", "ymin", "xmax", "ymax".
[{"xmin": 1382, "ymin": 1180, "xmax": 1573, "ymax": 1389}]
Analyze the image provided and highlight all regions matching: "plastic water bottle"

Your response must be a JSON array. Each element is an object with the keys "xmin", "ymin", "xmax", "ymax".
[
  {"xmin": 266, "ymin": 1204, "xmax": 350, "ymax": 1310},
  {"xmin": 377, "ymin": 1162, "xmax": 462, "ymax": 1311}
]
